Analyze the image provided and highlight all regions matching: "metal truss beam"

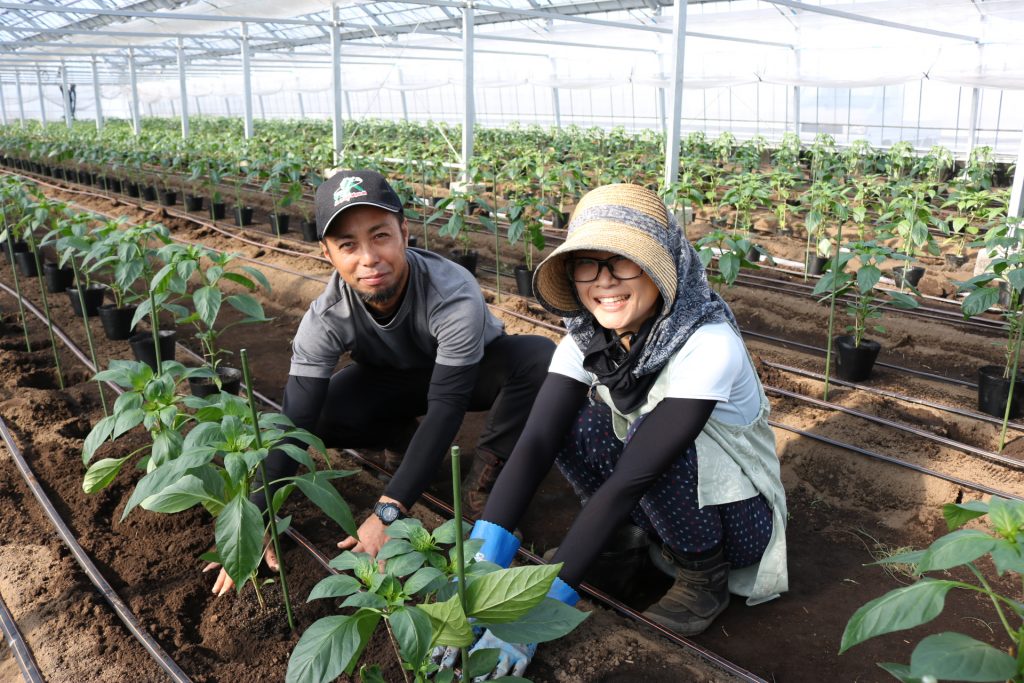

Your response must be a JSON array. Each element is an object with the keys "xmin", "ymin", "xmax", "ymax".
[{"xmin": 766, "ymin": 0, "xmax": 980, "ymax": 43}]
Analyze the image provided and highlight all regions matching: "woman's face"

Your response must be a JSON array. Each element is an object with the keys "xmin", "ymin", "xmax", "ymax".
[{"xmin": 571, "ymin": 250, "xmax": 660, "ymax": 338}]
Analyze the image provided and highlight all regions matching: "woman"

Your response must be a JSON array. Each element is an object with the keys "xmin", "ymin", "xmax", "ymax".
[{"xmin": 463, "ymin": 183, "xmax": 788, "ymax": 678}]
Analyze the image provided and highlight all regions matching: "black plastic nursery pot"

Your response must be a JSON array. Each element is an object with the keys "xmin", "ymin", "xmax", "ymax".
[
  {"xmin": 552, "ymin": 211, "xmax": 568, "ymax": 231},
  {"xmin": 808, "ymin": 254, "xmax": 829, "ymax": 276},
  {"xmin": 14, "ymin": 250, "xmax": 37, "ymax": 278},
  {"xmin": 514, "ymin": 265, "xmax": 534, "ymax": 297},
  {"xmin": 977, "ymin": 365, "xmax": 1024, "ymax": 420},
  {"xmin": 66, "ymin": 285, "xmax": 107, "ymax": 318},
  {"xmin": 234, "ymin": 206, "xmax": 254, "ymax": 227},
  {"xmin": 451, "ymin": 250, "xmax": 478, "ymax": 276},
  {"xmin": 43, "ymin": 262, "xmax": 74, "ymax": 293},
  {"xmin": 158, "ymin": 190, "xmax": 178, "ymax": 207},
  {"xmin": 125, "ymin": 182, "xmax": 141, "ymax": 198},
  {"xmin": 300, "ymin": 219, "xmax": 318, "ymax": 242},
  {"xmin": 944, "ymin": 254, "xmax": 969, "ymax": 269},
  {"xmin": 129, "ymin": 330, "xmax": 177, "ymax": 371},
  {"xmin": 892, "ymin": 266, "xmax": 925, "ymax": 288},
  {"xmin": 834, "ymin": 335, "xmax": 881, "ymax": 382},
  {"xmin": 745, "ymin": 244, "xmax": 762, "ymax": 263},
  {"xmin": 188, "ymin": 366, "xmax": 243, "ymax": 398},
  {"xmin": 4, "ymin": 239, "xmax": 28, "ymax": 264},
  {"xmin": 109, "ymin": 179, "xmax": 123, "ymax": 194},
  {"xmin": 185, "ymin": 195, "xmax": 204, "ymax": 212},
  {"xmin": 210, "ymin": 202, "xmax": 227, "ymax": 220},
  {"xmin": 407, "ymin": 235, "xmax": 419, "ymax": 249},
  {"xmin": 97, "ymin": 304, "xmax": 138, "ymax": 341},
  {"xmin": 270, "ymin": 213, "xmax": 290, "ymax": 235},
  {"xmin": 142, "ymin": 185, "xmax": 158, "ymax": 202}
]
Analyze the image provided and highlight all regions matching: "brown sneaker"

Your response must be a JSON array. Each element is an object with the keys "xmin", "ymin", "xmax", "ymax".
[
  {"xmin": 460, "ymin": 450, "xmax": 504, "ymax": 519},
  {"xmin": 642, "ymin": 546, "xmax": 730, "ymax": 637}
]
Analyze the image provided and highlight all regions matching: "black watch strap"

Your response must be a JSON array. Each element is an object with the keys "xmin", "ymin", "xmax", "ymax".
[{"xmin": 373, "ymin": 501, "xmax": 405, "ymax": 525}]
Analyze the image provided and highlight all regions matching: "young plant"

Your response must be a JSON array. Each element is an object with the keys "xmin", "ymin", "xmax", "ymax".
[
  {"xmin": 262, "ymin": 157, "xmax": 305, "ymax": 233},
  {"xmin": 83, "ymin": 219, "xmax": 173, "ymax": 310},
  {"xmin": 695, "ymin": 228, "xmax": 762, "ymax": 293},
  {"xmin": 840, "ymin": 496, "xmax": 1024, "ymax": 682},
  {"xmin": 720, "ymin": 171, "xmax": 771, "ymax": 234},
  {"xmin": 287, "ymin": 516, "xmax": 586, "ymax": 683},
  {"xmin": 812, "ymin": 240, "xmax": 920, "ymax": 348}
]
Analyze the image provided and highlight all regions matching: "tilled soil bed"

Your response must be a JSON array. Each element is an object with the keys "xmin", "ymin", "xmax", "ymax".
[{"xmin": 1, "ymin": 177, "xmax": 1022, "ymax": 682}]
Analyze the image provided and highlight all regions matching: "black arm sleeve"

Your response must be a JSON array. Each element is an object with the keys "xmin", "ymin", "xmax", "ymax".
[
  {"xmin": 251, "ymin": 374, "xmax": 329, "ymax": 513},
  {"xmin": 383, "ymin": 362, "xmax": 479, "ymax": 508},
  {"xmin": 550, "ymin": 397, "xmax": 717, "ymax": 587},
  {"xmin": 482, "ymin": 373, "xmax": 590, "ymax": 529}
]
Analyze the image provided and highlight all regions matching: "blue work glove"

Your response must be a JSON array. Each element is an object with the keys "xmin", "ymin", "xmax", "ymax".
[{"xmin": 467, "ymin": 630, "xmax": 537, "ymax": 680}]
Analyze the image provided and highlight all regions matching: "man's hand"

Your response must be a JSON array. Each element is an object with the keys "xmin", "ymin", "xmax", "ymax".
[
  {"xmin": 337, "ymin": 496, "xmax": 408, "ymax": 559},
  {"xmin": 203, "ymin": 543, "xmax": 278, "ymax": 597}
]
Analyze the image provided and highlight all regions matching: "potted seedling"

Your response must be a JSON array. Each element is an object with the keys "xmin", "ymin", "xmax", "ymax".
[
  {"xmin": 232, "ymin": 154, "xmax": 256, "ymax": 227},
  {"xmin": 940, "ymin": 186, "xmax": 1005, "ymax": 269},
  {"xmin": 812, "ymin": 240, "xmax": 920, "ymax": 381},
  {"xmin": 263, "ymin": 157, "xmax": 305, "ymax": 236},
  {"xmin": 801, "ymin": 181, "xmax": 851, "ymax": 279},
  {"xmin": 430, "ymin": 184, "xmax": 480, "ymax": 276},
  {"xmin": 299, "ymin": 168, "xmax": 324, "ymax": 242},
  {"xmin": 695, "ymin": 228, "xmax": 763, "ymax": 293},
  {"xmin": 841, "ymin": 496, "xmax": 1024, "ymax": 683},
  {"xmin": 39, "ymin": 208, "xmax": 108, "ymax": 318},
  {"xmin": 505, "ymin": 194, "xmax": 546, "ymax": 297},
  {"xmin": 161, "ymin": 244, "xmax": 273, "ymax": 396},
  {"xmin": 877, "ymin": 182, "xmax": 941, "ymax": 289},
  {"xmin": 956, "ymin": 216, "xmax": 1024, "ymax": 448},
  {"xmin": 720, "ymin": 171, "xmax": 772, "ymax": 259},
  {"xmin": 84, "ymin": 219, "xmax": 173, "ymax": 340}
]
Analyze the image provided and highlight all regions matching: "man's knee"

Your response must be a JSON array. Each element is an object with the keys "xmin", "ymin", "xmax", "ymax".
[{"xmin": 511, "ymin": 335, "xmax": 555, "ymax": 385}]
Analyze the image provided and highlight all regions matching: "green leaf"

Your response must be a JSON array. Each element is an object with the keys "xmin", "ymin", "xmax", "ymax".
[
  {"xmin": 916, "ymin": 530, "xmax": 996, "ymax": 572},
  {"xmin": 385, "ymin": 517, "xmax": 425, "ymax": 540},
  {"xmin": 386, "ymin": 551, "xmax": 426, "ymax": 577},
  {"xmin": 226, "ymin": 294, "xmax": 267, "ymax": 321},
  {"xmin": 358, "ymin": 665, "xmax": 385, "ymax": 683},
  {"xmin": 286, "ymin": 610, "xmax": 380, "ymax": 683},
  {"xmin": 871, "ymin": 549, "xmax": 925, "ymax": 567},
  {"xmin": 986, "ymin": 497, "xmax": 1024, "ymax": 537},
  {"xmin": 307, "ymin": 575, "xmax": 362, "ymax": 602},
  {"xmin": 191, "ymin": 285, "xmax": 221, "ymax": 330},
  {"xmin": 82, "ymin": 456, "xmax": 130, "ymax": 493},
  {"xmin": 292, "ymin": 474, "xmax": 358, "ymax": 539},
  {"xmin": 857, "ymin": 265, "xmax": 881, "ymax": 293},
  {"xmin": 404, "ymin": 567, "xmax": 446, "ymax": 596},
  {"xmin": 378, "ymin": 540, "xmax": 415, "ymax": 561},
  {"xmin": 82, "ymin": 414, "xmax": 116, "ymax": 463},
  {"xmin": 432, "ymin": 518, "xmax": 470, "ymax": 545},
  {"xmin": 839, "ymin": 579, "xmax": 958, "ymax": 653},
  {"xmin": 215, "ymin": 494, "xmax": 265, "ymax": 591},
  {"xmin": 141, "ymin": 474, "xmax": 219, "ymax": 513},
  {"xmin": 943, "ymin": 500, "xmax": 989, "ymax": 531},
  {"xmin": 341, "ymin": 591, "xmax": 388, "ymax": 610},
  {"xmin": 486, "ymin": 597, "xmax": 589, "ymax": 644},
  {"xmin": 909, "ymin": 633, "xmax": 1017, "ymax": 681},
  {"xmin": 465, "ymin": 564, "xmax": 559, "ymax": 624},
  {"xmin": 961, "ymin": 287, "xmax": 999, "ymax": 318},
  {"xmin": 718, "ymin": 251, "xmax": 739, "ymax": 285},
  {"xmin": 418, "ymin": 594, "xmax": 474, "ymax": 647},
  {"xmin": 876, "ymin": 662, "xmax": 929, "ymax": 683},
  {"xmin": 1007, "ymin": 268, "xmax": 1024, "ymax": 294},
  {"xmin": 467, "ymin": 648, "xmax": 501, "ymax": 679},
  {"xmin": 122, "ymin": 450, "xmax": 215, "ymax": 520},
  {"xmin": 151, "ymin": 429, "xmax": 183, "ymax": 466},
  {"xmin": 390, "ymin": 606, "xmax": 433, "ymax": 668}
]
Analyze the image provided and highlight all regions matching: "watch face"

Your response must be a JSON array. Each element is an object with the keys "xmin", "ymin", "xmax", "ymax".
[{"xmin": 376, "ymin": 502, "xmax": 401, "ymax": 524}]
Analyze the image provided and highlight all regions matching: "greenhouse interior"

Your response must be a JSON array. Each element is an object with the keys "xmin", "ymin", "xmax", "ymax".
[{"xmin": 0, "ymin": 1, "xmax": 1023, "ymax": 682}]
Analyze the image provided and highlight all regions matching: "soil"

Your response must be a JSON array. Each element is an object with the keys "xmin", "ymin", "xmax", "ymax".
[{"xmin": 0, "ymin": 174, "xmax": 1021, "ymax": 682}]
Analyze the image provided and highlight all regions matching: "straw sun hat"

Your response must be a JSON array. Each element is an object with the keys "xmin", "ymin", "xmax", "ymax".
[{"xmin": 533, "ymin": 183, "xmax": 679, "ymax": 318}]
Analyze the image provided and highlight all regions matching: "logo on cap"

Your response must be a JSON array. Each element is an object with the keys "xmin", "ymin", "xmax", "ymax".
[{"xmin": 334, "ymin": 176, "xmax": 368, "ymax": 206}]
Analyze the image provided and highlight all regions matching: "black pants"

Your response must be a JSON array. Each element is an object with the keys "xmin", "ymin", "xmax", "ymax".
[{"xmin": 314, "ymin": 334, "xmax": 554, "ymax": 460}]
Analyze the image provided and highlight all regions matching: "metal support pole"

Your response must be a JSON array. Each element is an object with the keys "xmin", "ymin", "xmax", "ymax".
[
  {"xmin": 35, "ymin": 67, "xmax": 46, "ymax": 125},
  {"xmin": 662, "ymin": 0, "xmax": 688, "ymax": 187},
  {"xmin": 1009, "ymin": 132, "xmax": 1024, "ymax": 220},
  {"xmin": 14, "ymin": 68, "xmax": 25, "ymax": 127},
  {"xmin": 297, "ymin": 92, "xmax": 305, "ymax": 118},
  {"xmin": 330, "ymin": 4, "xmax": 343, "ymax": 164},
  {"xmin": 0, "ymin": 80, "xmax": 7, "ymax": 126},
  {"xmin": 60, "ymin": 59, "xmax": 71, "ymax": 127},
  {"xmin": 258, "ymin": 94, "xmax": 266, "ymax": 119},
  {"xmin": 128, "ymin": 48, "xmax": 141, "ymax": 135},
  {"xmin": 194, "ymin": 96, "xmax": 202, "ymax": 116},
  {"xmin": 177, "ymin": 36, "xmax": 189, "ymax": 138},
  {"xmin": 91, "ymin": 56, "xmax": 103, "ymax": 131},
  {"xmin": 792, "ymin": 48, "xmax": 801, "ymax": 137},
  {"xmin": 549, "ymin": 57, "xmax": 561, "ymax": 129},
  {"xmin": 461, "ymin": 3, "xmax": 475, "ymax": 181},
  {"xmin": 397, "ymin": 69, "xmax": 409, "ymax": 121},
  {"xmin": 240, "ymin": 22, "xmax": 253, "ymax": 139},
  {"xmin": 656, "ymin": 55, "xmax": 667, "ymax": 136},
  {"xmin": 966, "ymin": 86, "xmax": 980, "ymax": 157}
]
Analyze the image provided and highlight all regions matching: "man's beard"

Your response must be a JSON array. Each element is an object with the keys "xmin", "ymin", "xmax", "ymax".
[{"xmin": 358, "ymin": 282, "xmax": 401, "ymax": 306}]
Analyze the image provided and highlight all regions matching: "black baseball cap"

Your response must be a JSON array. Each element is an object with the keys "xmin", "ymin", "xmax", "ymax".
[{"xmin": 315, "ymin": 169, "xmax": 404, "ymax": 240}]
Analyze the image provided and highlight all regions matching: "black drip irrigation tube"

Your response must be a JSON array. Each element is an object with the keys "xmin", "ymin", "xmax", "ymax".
[
  {"xmin": 765, "ymin": 385, "xmax": 1023, "ymax": 470},
  {"xmin": 0, "ymin": 589, "xmax": 43, "ymax": 683},
  {"xmin": 764, "ymin": 360, "xmax": 1024, "ymax": 432},
  {"xmin": 0, "ymin": 417, "xmax": 193, "ymax": 683}
]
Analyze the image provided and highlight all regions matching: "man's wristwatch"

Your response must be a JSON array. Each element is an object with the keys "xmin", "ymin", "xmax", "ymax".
[{"xmin": 373, "ymin": 501, "xmax": 405, "ymax": 525}]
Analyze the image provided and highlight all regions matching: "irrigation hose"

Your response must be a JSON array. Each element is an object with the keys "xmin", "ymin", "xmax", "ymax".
[
  {"xmin": 0, "ymin": 417, "xmax": 193, "ymax": 683},
  {"xmin": 0, "ymin": 589, "xmax": 44, "ymax": 683}
]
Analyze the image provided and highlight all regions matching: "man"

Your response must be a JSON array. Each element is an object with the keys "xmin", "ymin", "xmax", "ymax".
[{"xmin": 208, "ymin": 169, "xmax": 553, "ymax": 595}]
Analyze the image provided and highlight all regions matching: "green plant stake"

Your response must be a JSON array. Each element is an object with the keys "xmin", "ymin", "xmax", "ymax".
[
  {"xmin": 241, "ymin": 348, "xmax": 295, "ymax": 633},
  {"xmin": 24, "ymin": 228, "xmax": 64, "ymax": 390},
  {"xmin": 998, "ymin": 296, "xmax": 1024, "ymax": 452},
  {"xmin": 449, "ymin": 444, "xmax": 470, "ymax": 674},
  {"xmin": 822, "ymin": 221, "xmax": 844, "ymax": 402},
  {"xmin": 3, "ymin": 218, "xmax": 32, "ymax": 353},
  {"xmin": 68, "ymin": 256, "xmax": 107, "ymax": 415},
  {"xmin": 147, "ymin": 287, "xmax": 163, "ymax": 372}
]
